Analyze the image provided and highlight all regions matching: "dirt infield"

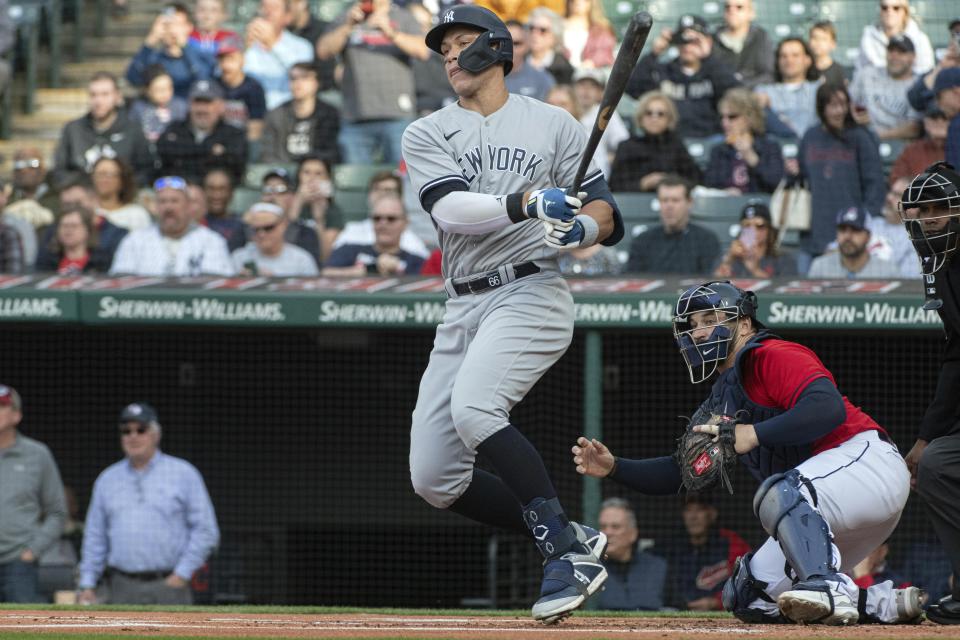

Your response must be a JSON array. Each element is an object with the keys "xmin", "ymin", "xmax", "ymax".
[{"xmin": 3, "ymin": 610, "xmax": 960, "ymax": 639}]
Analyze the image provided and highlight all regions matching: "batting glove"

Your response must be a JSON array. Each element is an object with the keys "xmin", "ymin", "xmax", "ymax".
[
  {"xmin": 543, "ymin": 218, "xmax": 585, "ymax": 249},
  {"xmin": 525, "ymin": 188, "xmax": 584, "ymax": 224}
]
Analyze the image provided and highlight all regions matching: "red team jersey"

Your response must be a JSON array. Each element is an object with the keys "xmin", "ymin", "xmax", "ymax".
[{"xmin": 741, "ymin": 339, "xmax": 887, "ymax": 455}]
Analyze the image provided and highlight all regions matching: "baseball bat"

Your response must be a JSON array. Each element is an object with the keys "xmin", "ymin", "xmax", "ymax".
[{"xmin": 569, "ymin": 11, "xmax": 653, "ymax": 194}]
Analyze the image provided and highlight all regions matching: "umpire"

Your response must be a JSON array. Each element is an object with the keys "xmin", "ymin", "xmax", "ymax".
[{"xmin": 901, "ymin": 161, "xmax": 960, "ymax": 624}]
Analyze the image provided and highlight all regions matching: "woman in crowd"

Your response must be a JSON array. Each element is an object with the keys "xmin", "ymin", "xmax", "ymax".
[
  {"xmin": 704, "ymin": 88, "xmax": 783, "ymax": 194},
  {"xmin": 527, "ymin": 7, "xmax": 574, "ymax": 84},
  {"xmin": 90, "ymin": 157, "xmax": 152, "ymax": 231},
  {"xmin": 857, "ymin": 0, "xmax": 934, "ymax": 74},
  {"xmin": 714, "ymin": 201, "xmax": 795, "ymax": 278},
  {"xmin": 609, "ymin": 91, "xmax": 701, "ymax": 192},
  {"xmin": 35, "ymin": 206, "xmax": 113, "ymax": 274},
  {"xmin": 789, "ymin": 83, "xmax": 885, "ymax": 274},
  {"xmin": 563, "ymin": 0, "xmax": 615, "ymax": 69}
]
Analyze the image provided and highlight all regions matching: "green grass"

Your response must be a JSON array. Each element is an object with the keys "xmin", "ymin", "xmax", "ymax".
[{"xmin": 0, "ymin": 604, "xmax": 728, "ymax": 618}]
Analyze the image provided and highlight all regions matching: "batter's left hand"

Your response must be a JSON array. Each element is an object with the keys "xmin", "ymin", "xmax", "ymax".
[{"xmin": 693, "ymin": 422, "xmax": 759, "ymax": 454}]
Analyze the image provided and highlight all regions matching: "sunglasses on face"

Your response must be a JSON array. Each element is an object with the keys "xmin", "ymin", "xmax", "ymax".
[
  {"xmin": 644, "ymin": 109, "xmax": 667, "ymax": 117},
  {"xmin": 250, "ymin": 222, "xmax": 281, "ymax": 234},
  {"xmin": 262, "ymin": 185, "xmax": 289, "ymax": 195},
  {"xmin": 13, "ymin": 159, "xmax": 41, "ymax": 170},
  {"xmin": 725, "ymin": 3, "xmax": 745, "ymax": 10},
  {"xmin": 720, "ymin": 112, "xmax": 741, "ymax": 120},
  {"xmin": 372, "ymin": 215, "xmax": 402, "ymax": 223},
  {"xmin": 119, "ymin": 425, "xmax": 149, "ymax": 436},
  {"xmin": 880, "ymin": 4, "xmax": 904, "ymax": 11},
  {"xmin": 528, "ymin": 25, "xmax": 550, "ymax": 34}
]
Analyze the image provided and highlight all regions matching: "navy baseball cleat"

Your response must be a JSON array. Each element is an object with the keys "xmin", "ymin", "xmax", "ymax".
[{"xmin": 531, "ymin": 523, "xmax": 608, "ymax": 624}]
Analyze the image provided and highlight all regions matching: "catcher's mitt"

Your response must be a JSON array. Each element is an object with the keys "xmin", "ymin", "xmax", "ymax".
[{"xmin": 675, "ymin": 411, "xmax": 739, "ymax": 494}]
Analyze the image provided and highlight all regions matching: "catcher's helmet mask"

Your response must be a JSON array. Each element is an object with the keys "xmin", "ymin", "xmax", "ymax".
[
  {"xmin": 674, "ymin": 281, "xmax": 761, "ymax": 384},
  {"xmin": 899, "ymin": 162, "xmax": 960, "ymax": 310},
  {"xmin": 425, "ymin": 6, "xmax": 514, "ymax": 76},
  {"xmin": 899, "ymin": 162, "xmax": 960, "ymax": 277}
]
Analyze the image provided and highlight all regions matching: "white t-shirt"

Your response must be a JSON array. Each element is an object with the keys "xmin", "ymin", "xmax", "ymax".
[
  {"xmin": 231, "ymin": 242, "xmax": 319, "ymax": 276},
  {"xmin": 110, "ymin": 224, "xmax": 235, "ymax": 276},
  {"xmin": 101, "ymin": 203, "xmax": 152, "ymax": 231},
  {"xmin": 579, "ymin": 104, "xmax": 629, "ymax": 179}
]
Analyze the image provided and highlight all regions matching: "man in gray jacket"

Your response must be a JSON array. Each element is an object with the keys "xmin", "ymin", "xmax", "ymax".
[{"xmin": 0, "ymin": 384, "xmax": 67, "ymax": 603}]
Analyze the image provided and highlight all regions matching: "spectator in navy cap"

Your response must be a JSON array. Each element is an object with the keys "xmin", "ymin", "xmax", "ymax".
[
  {"xmin": 627, "ymin": 13, "xmax": 740, "ymax": 137},
  {"xmin": 715, "ymin": 200, "xmax": 795, "ymax": 278},
  {"xmin": 214, "ymin": 34, "xmax": 267, "ymax": 146},
  {"xmin": 849, "ymin": 33, "xmax": 922, "ymax": 141},
  {"xmin": 77, "ymin": 402, "xmax": 219, "ymax": 605},
  {"xmin": 935, "ymin": 67, "xmax": 960, "ymax": 170},
  {"xmin": 807, "ymin": 207, "xmax": 900, "ymax": 279},
  {"xmin": 156, "ymin": 79, "xmax": 248, "ymax": 183}
]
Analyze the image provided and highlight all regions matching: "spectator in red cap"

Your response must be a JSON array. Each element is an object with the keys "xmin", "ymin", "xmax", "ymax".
[
  {"xmin": 0, "ymin": 384, "xmax": 67, "ymax": 603},
  {"xmin": 214, "ymin": 34, "xmax": 267, "ymax": 145}
]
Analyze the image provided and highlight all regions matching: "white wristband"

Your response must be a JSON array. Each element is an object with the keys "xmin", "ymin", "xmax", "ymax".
[{"xmin": 576, "ymin": 214, "xmax": 600, "ymax": 247}]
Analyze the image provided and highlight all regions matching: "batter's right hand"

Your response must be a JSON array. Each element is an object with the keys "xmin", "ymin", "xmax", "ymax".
[
  {"xmin": 525, "ymin": 188, "xmax": 582, "ymax": 224},
  {"xmin": 572, "ymin": 436, "xmax": 615, "ymax": 478}
]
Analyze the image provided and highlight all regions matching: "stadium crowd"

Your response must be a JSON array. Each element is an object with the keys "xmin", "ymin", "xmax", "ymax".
[{"xmin": 0, "ymin": 0, "xmax": 957, "ymax": 279}]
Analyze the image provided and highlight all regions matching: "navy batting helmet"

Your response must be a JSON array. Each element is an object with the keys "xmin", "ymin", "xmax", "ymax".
[
  {"xmin": 425, "ymin": 6, "xmax": 513, "ymax": 76},
  {"xmin": 673, "ymin": 281, "xmax": 761, "ymax": 384}
]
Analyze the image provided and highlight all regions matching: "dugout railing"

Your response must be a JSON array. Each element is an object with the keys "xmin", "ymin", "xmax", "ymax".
[{"xmin": 0, "ymin": 274, "xmax": 949, "ymax": 607}]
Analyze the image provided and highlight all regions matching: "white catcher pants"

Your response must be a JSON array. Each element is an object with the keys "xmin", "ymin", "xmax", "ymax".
[{"xmin": 749, "ymin": 430, "xmax": 911, "ymax": 622}]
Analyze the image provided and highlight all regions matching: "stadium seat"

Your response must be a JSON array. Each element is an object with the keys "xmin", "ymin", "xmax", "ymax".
[
  {"xmin": 336, "ymin": 190, "xmax": 370, "ymax": 222},
  {"xmin": 230, "ymin": 187, "xmax": 262, "ymax": 215},
  {"xmin": 9, "ymin": 3, "xmax": 40, "ymax": 113},
  {"xmin": 245, "ymin": 163, "xmax": 298, "ymax": 188},
  {"xmin": 692, "ymin": 216, "xmax": 739, "ymax": 251},
  {"xmin": 20, "ymin": 0, "xmax": 61, "ymax": 87},
  {"xmin": 334, "ymin": 163, "xmax": 396, "ymax": 191},
  {"xmin": 684, "ymin": 137, "xmax": 719, "ymax": 170},
  {"xmin": 694, "ymin": 193, "xmax": 771, "ymax": 220},
  {"xmin": 879, "ymin": 139, "xmax": 906, "ymax": 171}
]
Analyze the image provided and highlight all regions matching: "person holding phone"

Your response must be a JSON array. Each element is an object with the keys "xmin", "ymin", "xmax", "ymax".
[
  {"xmin": 242, "ymin": 0, "xmax": 314, "ymax": 110},
  {"xmin": 714, "ymin": 201, "xmax": 795, "ymax": 278},
  {"xmin": 126, "ymin": 3, "xmax": 214, "ymax": 99},
  {"xmin": 316, "ymin": 0, "xmax": 429, "ymax": 164}
]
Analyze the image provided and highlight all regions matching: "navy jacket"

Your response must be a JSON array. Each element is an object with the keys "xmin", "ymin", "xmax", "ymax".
[{"xmin": 704, "ymin": 135, "xmax": 784, "ymax": 194}]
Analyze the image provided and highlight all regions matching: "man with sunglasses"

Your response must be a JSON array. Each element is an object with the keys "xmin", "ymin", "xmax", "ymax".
[
  {"xmin": 77, "ymin": 403, "xmax": 219, "ymax": 605},
  {"xmin": 503, "ymin": 20, "xmax": 553, "ymax": 102},
  {"xmin": 4, "ymin": 148, "xmax": 57, "ymax": 230},
  {"xmin": 232, "ymin": 202, "xmax": 318, "ymax": 275},
  {"xmin": 322, "ymin": 196, "xmax": 422, "ymax": 276},
  {"xmin": 572, "ymin": 281, "xmax": 921, "ymax": 626},
  {"xmin": 109, "ymin": 176, "xmax": 234, "ymax": 276},
  {"xmin": 0, "ymin": 385, "xmax": 67, "ymax": 603},
  {"xmin": 711, "ymin": 0, "xmax": 773, "ymax": 89}
]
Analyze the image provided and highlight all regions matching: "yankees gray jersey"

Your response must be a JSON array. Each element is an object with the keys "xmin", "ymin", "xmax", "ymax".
[{"xmin": 402, "ymin": 94, "xmax": 610, "ymax": 278}]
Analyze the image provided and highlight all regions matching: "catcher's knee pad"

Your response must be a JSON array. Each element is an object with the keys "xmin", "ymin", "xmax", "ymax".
[
  {"xmin": 753, "ymin": 469, "xmax": 834, "ymax": 581},
  {"xmin": 722, "ymin": 553, "xmax": 788, "ymax": 624}
]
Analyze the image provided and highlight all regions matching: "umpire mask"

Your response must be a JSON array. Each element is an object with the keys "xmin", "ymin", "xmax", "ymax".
[
  {"xmin": 673, "ymin": 281, "xmax": 758, "ymax": 384},
  {"xmin": 899, "ymin": 162, "xmax": 960, "ymax": 309}
]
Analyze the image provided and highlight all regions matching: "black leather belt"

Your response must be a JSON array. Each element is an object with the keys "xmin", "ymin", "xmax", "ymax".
[
  {"xmin": 107, "ymin": 568, "xmax": 171, "ymax": 582},
  {"xmin": 451, "ymin": 262, "xmax": 540, "ymax": 296}
]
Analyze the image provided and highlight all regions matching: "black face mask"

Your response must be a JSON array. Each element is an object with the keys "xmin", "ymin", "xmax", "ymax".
[{"xmin": 903, "ymin": 219, "xmax": 960, "ymax": 310}]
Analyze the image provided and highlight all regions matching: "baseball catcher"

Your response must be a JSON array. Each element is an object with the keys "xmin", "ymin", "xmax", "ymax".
[{"xmin": 572, "ymin": 281, "xmax": 923, "ymax": 625}]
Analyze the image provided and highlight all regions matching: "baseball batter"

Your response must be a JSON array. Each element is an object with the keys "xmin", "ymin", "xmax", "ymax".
[
  {"xmin": 402, "ymin": 5, "xmax": 624, "ymax": 624},
  {"xmin": 572, "ymin": 282, "xmax": 921, "ymax": 625}
]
